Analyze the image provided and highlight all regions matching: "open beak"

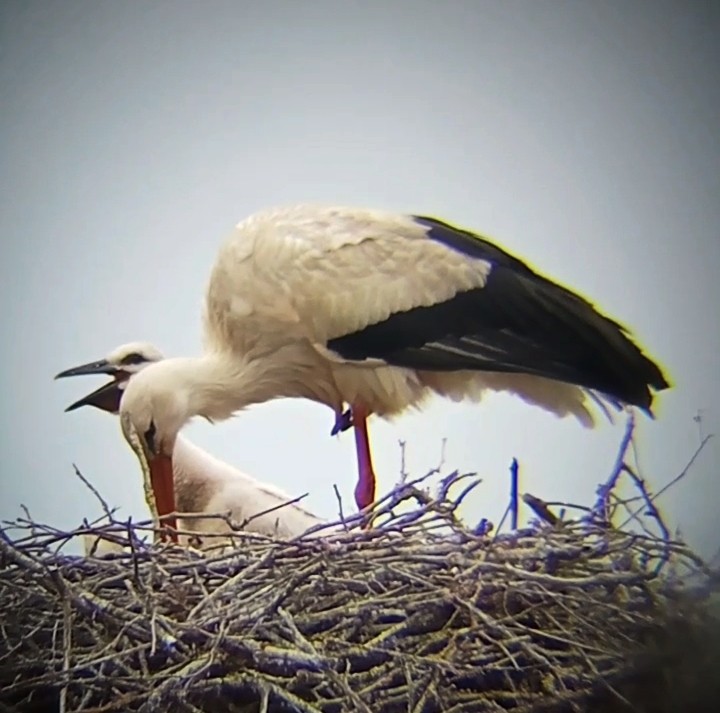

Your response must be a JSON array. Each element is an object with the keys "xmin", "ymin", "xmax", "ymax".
[
  {"xmin": 120, "ymin": 413, "xmax": 178, "ymax": 542},
  {"xmin": 55, "ymin": 358, "xmax": 114, "ymax": 379},
  {"xmin": 57, "ymin": 357, "xmax": 128, "ymax": 414},
  {"xmin": 65, "ymin": 379, "xmax": 124, "ymax": 414}
]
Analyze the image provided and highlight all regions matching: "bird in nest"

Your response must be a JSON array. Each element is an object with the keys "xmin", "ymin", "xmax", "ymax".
[{"xmin": 70, "ymin": 205, "xmax": 670, "ymax": 537}]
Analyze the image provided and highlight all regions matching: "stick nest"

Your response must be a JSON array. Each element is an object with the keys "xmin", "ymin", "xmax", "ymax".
[{"xmin": 1, "ymin": 456, "xmax": 719, "ymax": 713}]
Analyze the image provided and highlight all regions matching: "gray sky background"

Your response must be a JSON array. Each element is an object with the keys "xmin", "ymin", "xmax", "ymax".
[{"xmin": 1, "ymin": 1, "xmax": 718, "ymax": 556}]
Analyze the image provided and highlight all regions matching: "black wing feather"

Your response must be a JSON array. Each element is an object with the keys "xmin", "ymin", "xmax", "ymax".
[{"xmin": 327, "ymin": 216, "xmax": 670, "ymax": 412}]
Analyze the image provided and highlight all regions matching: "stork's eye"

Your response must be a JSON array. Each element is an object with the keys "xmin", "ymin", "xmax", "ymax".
[
  {"xmin": 121, "ymin": 352, "xmax": 147, "ymax": 366},
  {"xmin": 144, "ymin": 421, "xmax": 157, "ymax": 454}
]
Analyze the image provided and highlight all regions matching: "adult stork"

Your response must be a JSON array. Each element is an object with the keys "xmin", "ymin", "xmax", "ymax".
[
  {"xmin": 56, "ymin": 342, "xmax": 326, "ymax": 542},
  {"xmin": 115, "ymin": 204, "xmax": 669, "ymax": 525}
]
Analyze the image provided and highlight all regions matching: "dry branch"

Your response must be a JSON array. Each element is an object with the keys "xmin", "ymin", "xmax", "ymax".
[{"xmin": 1, "ymin": 438, "xmax": 718, "ymax": 712}]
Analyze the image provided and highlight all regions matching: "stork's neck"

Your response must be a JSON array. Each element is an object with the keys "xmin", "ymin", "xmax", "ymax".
[{"xmin": 173, "ymin": 349, "xmax": 331, "ymax": 423}]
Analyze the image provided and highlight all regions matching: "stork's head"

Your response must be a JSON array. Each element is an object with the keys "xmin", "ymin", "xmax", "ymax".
[
  {"xmin": 57, "ymin": 343, "xmax": 181, "ymax": 539},
  {"xmin": 55, "ymin": 341, "xmax": 164, "ymax": 413},
  {"xmin": 116, "ymin": 360, "xmax": 197, "ymax": 531},
  {"xmin": 117, "ymin": 360, "xmax": 193, "ymax": 458}
]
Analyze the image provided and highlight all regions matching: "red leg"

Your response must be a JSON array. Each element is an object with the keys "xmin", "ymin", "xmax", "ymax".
[{"xmin": 352, "ymin": 404, "xmax": 376, "ymax": 511}]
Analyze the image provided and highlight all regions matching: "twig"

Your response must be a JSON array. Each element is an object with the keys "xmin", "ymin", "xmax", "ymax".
[
  {"xmin": 235, "ymin": 492, "xmax": 311, "ymax": 533},
  {"xmin": 332, "ymin": 484, "xmax": 348, "ymax": 531},
  {"xmin": 59, "ymin": 594, "xmax": 72, "ymax": 713},
  {"xmin": 510, "ymin": 458, "xmax": 519, "ymax": 530},
  {"xmin": 619, "ymin": 465, "xmax": 671, "ymax": 569},
  {"xmin": 523, "ymin": 493, "xmax": 559, "ymax": 526},
  {"xmin": 619, "ymin": 433, "xmax": 714, "ymax": 530},
  {"xmin": 398, "ymin": 439, "xmax": 409, "ymax": 484},
  {"xmin": 437, "ymin": 437, "xmax": 447, "ymax": 471},
  {"xmin": 73, "ymin": 463, "xmax": 113, "ymax": 521},
  {"xmin": 591, "ymin": 413, "xmax": 635, "ymax": 521},
  {"xmin": 494, "ymin": 501, "xmax": 512, "ymax": 539}
]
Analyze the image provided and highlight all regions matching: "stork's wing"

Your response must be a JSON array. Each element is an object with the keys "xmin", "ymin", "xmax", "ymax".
[
  {"xmin": 327, "ymin": 216, "xmax": 669, "ymax": 412},
  {"xmin": 208, "ymin": 206, "xmax": 668, "ymax": 411},
  {"xmin": 205, "ymin": 206, "xmax": 493, "ymax": 352}
]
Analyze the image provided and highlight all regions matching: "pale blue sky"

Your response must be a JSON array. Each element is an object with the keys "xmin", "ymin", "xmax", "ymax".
[{"xmin": 1, "ymin": 1, "xmax": 718, "ymax": 555}]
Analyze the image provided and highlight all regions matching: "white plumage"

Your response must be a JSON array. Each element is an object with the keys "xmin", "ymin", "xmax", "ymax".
[
  {"xmin": 112, "ymin": 204, "xmax": 669, "ymax": 521},
  {"xmin": 56, "ymin": 342, "xmax": 326, "ymax": 550}
]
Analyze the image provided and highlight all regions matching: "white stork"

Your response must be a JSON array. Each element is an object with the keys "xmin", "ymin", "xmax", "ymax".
[
  {"xmin": 55, "ymin": 342, "xmax": 327, "ymax": 543},
  {"xmin": 114, "ymin": 205, "xmax": 669, "ymax": 526}
]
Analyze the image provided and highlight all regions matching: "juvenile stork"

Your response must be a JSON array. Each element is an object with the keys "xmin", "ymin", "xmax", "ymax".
[
  {"xmin": 56, "ymin": 342, "xmax": 326, "ymax": 543},
  {"xmin": 115, "ymin": 205, "xmax": 670, "ymax": 523}
]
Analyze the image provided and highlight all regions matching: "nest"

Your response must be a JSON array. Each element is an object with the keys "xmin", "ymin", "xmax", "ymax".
[{"xmin": 1, "ymin": 427, "xmax": 718, "ymax": 713}]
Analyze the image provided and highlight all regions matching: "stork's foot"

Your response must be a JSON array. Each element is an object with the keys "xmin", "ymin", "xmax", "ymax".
[{"xmin": 331, "ymin": 408, "xmax": 354, "ymax": 436}]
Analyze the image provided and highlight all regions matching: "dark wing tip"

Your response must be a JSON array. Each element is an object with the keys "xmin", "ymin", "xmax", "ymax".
[
  {"xmin": 633, "ymin": 353, "xmax": 672, "ymax": 418},
  {"xmin": 340, "ymin": 214, "xmax": 672, "ymax": 419}
]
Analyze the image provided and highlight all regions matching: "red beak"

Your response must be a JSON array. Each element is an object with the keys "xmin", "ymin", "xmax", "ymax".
[{"xmin": 149, "ymin": 453, "xmax": 178, "ymax": 542}]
